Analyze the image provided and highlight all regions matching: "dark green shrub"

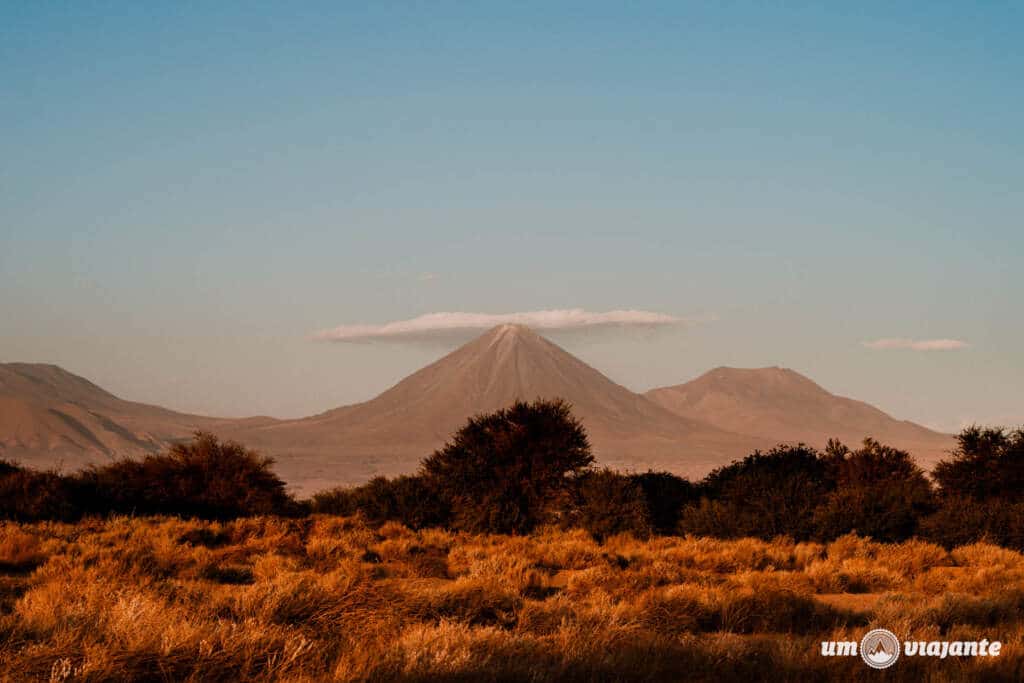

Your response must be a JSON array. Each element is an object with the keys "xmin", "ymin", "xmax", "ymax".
[
  {"xmin": 682, "ymin": 445, "xmax": 830, "ymax": 540},
  {"xmin": 75, "ymin": 432, "xmax": 294, "ymax": 519},
  {"xmin": 678, "ymin": 499, "xmax": 751, "ymax": 539},
  {"xmin": 932, "ymin": 426, "xmax": 1024, "ymax": 502},
  {"xmin": 812, "ymin": 439, "xmax": 935, "ymax": 542},
  {"xmin": 421, "ymin": 399, "xmax": 593, "ymax": 534},
  {"xmin": 570, "ymin": 469, "xmax": 651, "ymax": 541},
  {"xmin": 920, "ymin": 496, "xmax": 1024, "ymax": 550},
  {"xmin": 0, "ymin": 462, "xmax": 78, "ymax": 522},
  {"xmin": 630, "ymin": 471, "xmax": 696, "ymax": 535},
  {"xmin": 311, "ymin": 475, "xmax": 448, "ymax": 529}
]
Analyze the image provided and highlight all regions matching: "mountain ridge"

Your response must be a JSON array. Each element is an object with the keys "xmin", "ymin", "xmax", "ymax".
[
  {"xmin": 644, "ymin": 365, "xmax": 954, "ymax": 467},
  {"xmin": 0, "ymin": 362, "xmax": 243, "ymax": 469},
  {"xmin": 1, "ymin": 328, "xmax": 955, "ymax": 494},
  {"xmin": 224, "ymin": 324, "xmax": 773, "ymax": 494}
]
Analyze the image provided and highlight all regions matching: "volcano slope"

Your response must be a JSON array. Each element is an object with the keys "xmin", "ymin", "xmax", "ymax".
[{"xmin": 226, "ymin": 325, "xmax": 770, "ymax": 495}]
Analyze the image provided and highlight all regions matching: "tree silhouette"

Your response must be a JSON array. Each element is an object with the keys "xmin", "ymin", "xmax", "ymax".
[
  {"xmin": 814, "ymin": 439, "xmax": 934, "ymax": 542},
  {"xmin": 683, "ymin": 445, "xmax": 829, "ymax": 539},
  {"xmin": 570, "ymin": 469, "xmax": 651, "ymax": 540},
  {"xmin": 76, "ymin": 432, "xmax": 294, "ymax": 519},
  {"xmin": 932, "ymin": 426, "xmax": 1024, "ymax": 501},
  {"xmin": 421, "ymin": 398, "xmax": 593, "ymax": 533}
]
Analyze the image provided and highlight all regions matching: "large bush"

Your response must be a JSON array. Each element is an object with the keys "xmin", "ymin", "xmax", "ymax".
[
  {"xmin": 812, "ymin": 439, "xmax": 935, "ymax": 542},
  {"xmin": 421, "ymin": 399, "xmax": 593, "ymax": 534},
  {"xmin": 569, "ymin": 469, "xmax": 651, "ymax": 540},
  {"xmin": 681, "ymin": 445, "xmax": 830, "ymax": 540},
  {"xmin": 0, "ymin": 461, "xmax": 78, "ymax": 522},
  {"xmin": 932, "ymin": 426, "xmax": 1024, "ymax": 501},
  {"xmin": 921, "ymin": 496, "xmax": 1024, "ymax": 550},
  {"xmin": 631, "ymin": 471, "xmax": 697, "ymax": 535},
  {"xmin": 76, "ymin": 432, "xmax": 295, "ymax": 519},
  {"xmin": 920, "ymin": 426, "xmax": 1024, "ymax": 549},
  {"xmin": 311, "ymin": 475, "xmax": 448, "ymax": 529}
]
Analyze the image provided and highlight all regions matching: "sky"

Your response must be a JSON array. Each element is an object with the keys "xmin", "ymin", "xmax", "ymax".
[{"xmin": 1, "ymin": 2, "xmax": 1021, "ymax": 432}]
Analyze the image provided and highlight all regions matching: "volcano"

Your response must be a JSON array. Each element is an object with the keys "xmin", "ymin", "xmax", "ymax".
[
  {"xmin": 225, "ymin": 325, "xmax": 772, "ymax": 494},
  {"xmin": 2, "ymin": 328, "xmax": 956, "ymax": 495}
]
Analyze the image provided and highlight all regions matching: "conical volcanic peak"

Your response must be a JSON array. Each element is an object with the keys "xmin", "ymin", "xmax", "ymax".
[
  {"xmin": 4, "ymin": 330, "xmax": 953, "ymax": 497},
  {"xmin": 228, "ymin": 325, "xmax": 770, "ymax": 494},
  {"xmin": 645, "ymin": 366, "xmax": 954, "ymax": 464},
  {"xmin": 324, "ymin": 322, "xmax": 665, "ymax": 426},
  {"xmin": 486, "ymin": 322, "xmax": 537, "ymax": 338}
]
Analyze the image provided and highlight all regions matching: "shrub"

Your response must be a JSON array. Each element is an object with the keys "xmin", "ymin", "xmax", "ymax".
[
  {"xmin": 630, "ymin": 471, "xmax": 696, "ymax": 535},
  {"xmin": 0, "ymin": 463, "xmax": 78, "ymax": 522},
  {"xmin": 311, "ymin": 475, "xmax": 449, "ymax": 529},
  {"xmin": 75, "ymin": 432, "xmax": 295, "ymax": 519},
  {"xmin": 932, "ymin": 426, "xmax": 1024, "ymax": 501},
  {"xmin": 421, "ymin": 399, "xmax": 593, "ymax": 534},
  {"xmin": 920, "ymin": 496, "xmax": 1024, "ymax": 550},
  {"xmin": 678, "ymin": 499, "xmax": 747, "ymax": 539},
  {"xmin": 812, "ymin": 439, "xmax": 935, "ymax": 542},
  {"xmin": 570, "ymin": 469, "xmax": 651, "ymax": 541},
  {"xmin": 682, "ymin": 445, "xmax": 830, "ymax": 540}
]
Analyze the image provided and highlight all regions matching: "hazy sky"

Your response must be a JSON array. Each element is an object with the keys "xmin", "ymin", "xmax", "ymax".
[{"xmin": 2, "ymin": 2, "xmax": 1021, "ymax": 431}]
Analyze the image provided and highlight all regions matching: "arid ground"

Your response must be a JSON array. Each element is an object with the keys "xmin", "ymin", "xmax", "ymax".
[{"xmin": 1, "ymin": 517, "xmax": 1022, "ymax": 682}]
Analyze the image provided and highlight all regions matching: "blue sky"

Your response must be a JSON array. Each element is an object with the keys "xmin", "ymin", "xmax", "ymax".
[{"xmin": 2, "ymin": 2, "xmax": 1021, "ymax": 430}]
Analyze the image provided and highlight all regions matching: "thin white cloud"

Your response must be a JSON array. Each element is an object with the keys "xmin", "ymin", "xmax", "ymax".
[
  {"xmin": 315, "ymin": 309, "xmax": 681, "ymax": 342},
  {"xmin": 862, "ymin": 338, "xmax": 970, "ymax": 351}
]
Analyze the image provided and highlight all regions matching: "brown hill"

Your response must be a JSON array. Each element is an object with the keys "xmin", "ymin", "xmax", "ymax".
[
  {"xmin": 2, "ymin": 333, "xmax": 956, "ymax": 496},
  {"xmin": 0, "ymin": 363, "xmax": 248, "ymax": 470},
  {"xmin": 225, "ymin": 325, "xmax": 771, "ymax": 494},
  {"xmin": 645, "ymin": 366, "xmax": 954, "ymax": 468}
]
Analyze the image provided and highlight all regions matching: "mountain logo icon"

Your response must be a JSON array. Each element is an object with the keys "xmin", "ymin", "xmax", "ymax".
[{"xmin": 860, "ymin": 629, "xmax": 901, "ymax": 669}]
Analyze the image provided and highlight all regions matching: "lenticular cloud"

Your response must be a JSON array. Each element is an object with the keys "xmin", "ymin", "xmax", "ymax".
[
  {"xmin": 315, "ymin": 309, "xmax": 680, "ymax": 342},
  {"xmin": 862, "ymin": 338, "xmax": 970, "ymax": 351}
]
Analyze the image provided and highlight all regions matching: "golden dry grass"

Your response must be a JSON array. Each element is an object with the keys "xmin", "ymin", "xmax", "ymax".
[{"xmin": 1, "ymin": 518, "xmax": 1022, "ymax": 681}]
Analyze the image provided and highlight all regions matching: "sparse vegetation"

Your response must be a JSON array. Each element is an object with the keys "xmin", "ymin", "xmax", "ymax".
[
  {"xmin": 3, "ymin": 417, "xmax": 1024, "ymax": 552},
  {"xmin": 0, "ymin": 434, "xmax": 296, "ymax": 522},
  {"xmin": 2, "ymin": 413, "xmax": 1024, "ymax": 680},
  {"xmin": 1, "ymin": 518, "xmax": 1023, "ymax": 681},
  {"xmin": 76, "ymin": 432, "xmax": 296, "ymax": 519}
]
